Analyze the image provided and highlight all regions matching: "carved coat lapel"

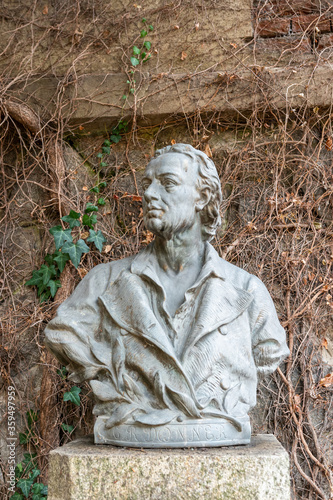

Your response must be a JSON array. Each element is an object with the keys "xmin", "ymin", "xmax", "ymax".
[
  {"xmin": 182, "ymin": 276, "xmax": 253, "ymax": 357},
  {"xmin": 99, "ymin": 269, "xmax": 177, "ymax": 362},
  {"xmin": 99, "ymin": 243, "xmax": 253, "ymax": 366}
]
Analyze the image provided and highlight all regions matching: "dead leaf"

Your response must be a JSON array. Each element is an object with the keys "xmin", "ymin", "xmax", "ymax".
[
  {"xmin": 321, "ymin": 338, "xmax": 328, "ymax": 349},
  {"xmin": 204, "ymin": 143, "xmax": 212, "ymax": 158},
  {"xmin": 171, "ymin": 139, "xmax": 176, "ymax": 145},
  {"xmin": 79, "ymin": 125, "xmax": 84, "ymax": 131},
  {"xmin": 132, "ymin": 195, "xmax": 142, "ymax": 202},
  {"xmin": 319, "ymin": 373, "xmax": 333, "ymax": 387},
  {"xmin": 174, "ymin": 25, "xmax": 180, "ymax": 30},
  {"xmin": 180, "ymin": 51, "xmax": 187, "ymax": 61},
  {"xmin": 80, "ymin": 232, "xmax": 89, "ymax": 239},
  {"xmin": 42, "ymin": 5, "xmax": 48, "ymax": 15},
  {"xmin": 82, "ymin": 186, "xmax": 88, "ymax": 191},
  {"xmin": 195, "ymin": 23, "xmax": 199, "ymax": 30},
  {"xmin": 103, "ymin": 245, "xmax": 112, "ymax": 254},
  {"xmin": 230, "ymin": 42, "xmax": 237, "ymax": 49},
  {"xmin": 325, "ymin": 137, "xmax": 333, "ymax": 151},
  {"xmin": 308, "ymin": 272, "xmax": 315, "ymax": 280}
]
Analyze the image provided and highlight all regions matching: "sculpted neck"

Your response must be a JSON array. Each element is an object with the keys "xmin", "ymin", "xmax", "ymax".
[{"xmin": 153, "ymin": 221, "xmax": 205, "ymax": 275}]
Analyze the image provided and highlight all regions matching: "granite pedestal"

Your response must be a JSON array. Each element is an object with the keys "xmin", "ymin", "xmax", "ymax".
[{"xmin": 48, "ymin": 434, "xmax": 290, "ymax": 500}]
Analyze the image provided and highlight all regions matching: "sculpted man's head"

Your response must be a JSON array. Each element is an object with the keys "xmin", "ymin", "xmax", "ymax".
[{"xmin": 142, "ymin": 143, "xmax": 222, "ymax": 241}]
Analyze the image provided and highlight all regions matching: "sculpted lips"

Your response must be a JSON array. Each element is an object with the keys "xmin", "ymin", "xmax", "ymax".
[{"xmin": 145, "ymin": 205, "xmax": 164, "ymax": 218}]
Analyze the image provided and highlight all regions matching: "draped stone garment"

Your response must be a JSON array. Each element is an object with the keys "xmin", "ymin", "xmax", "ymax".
[{"xmin": 45, "ymin": 242, "xmax": 289, "ymax": 431}]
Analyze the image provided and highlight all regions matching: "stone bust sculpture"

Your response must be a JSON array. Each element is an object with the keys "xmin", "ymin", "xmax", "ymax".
[{"xmin": 45, "ymin": 143, "xmax": 289, "ymax": 448}]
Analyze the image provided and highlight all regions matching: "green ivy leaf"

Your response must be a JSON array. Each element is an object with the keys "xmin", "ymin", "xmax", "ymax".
[
  {"xmin": 97, "ymin": 197, "xmax": 106, "ymax": 206},
  {"xmin": 47, "ymin": 279, "xmax": 61, "ymax": 297},
  {"xmin": 17, "ymin": 477, "xmax": 33, "ymax": 498},
  {"xmin": 30, "ymin": 469, "xmax": 41, "ymax": 481},
  {"xmin": 82, "ymin": 213, "xmax": 98, "ymax": 229},
  {"xmin": 90, "ymin": 186, "xmax": 99, "ymax": 193},
  {"xmin": 140, "ymin": 29, "xmax": 147, "ymax": 37},
  {"xmin": 141, "ymin": 52, "xmax": 147, "ymax": 59},
  {"xmin": 61, "ymin": 423, "xmax": 74, "ymax": 433},
  {"xmin": 96, "ymin": 152, "xmax": 103, "ymax": 158},
  {"xmin": 143, "ymin": 41, "xmax": 151, "ymax": 50},
  {"xmin": 87, "ymin": 229, "xmax": 107, "ymax": 252},
  {"xmin": 84, "ymin": 203, "xmax": 99, "ymax": 214},
  {"xmin": 27, "ymin": 410, "xmax": 38, "ymax": 428},
  {"xmin": 53, "ymin": 251, "xmax": 70, "ymax": 273},
  {"xmin": 103, "ymin": 139, "xmax": 111, "ymax": 146},
  {"xmin": 142, "ymin": 17, "xmax": 146, "ymax": 22},
  {"xmin": 39, "ymin": 290, "xmax": 51, "ymax": 303},
  {"xmin": 25, "ymin": 270, "xmax": 43, "ymax": 288},
  {"xmin": 130, "ymin": 56, "xmax": 140, "ymax": 66},
  {"xmin": 63, "ymin": 386, "xmax": 81, "ymax": 406},
  {"xmin": 149, "ymin": 24, "xmax": 153, "ymax": 31},
  {"xmin": 19, "ymin": 432, "xmax": 29, "ymax": 445},
  {"xmin": 9, "ymin": 492, "xmax": 24, "ymax": 500},
  {"xmin": 61, "ymin": 239, "xmax": 90, "ymax": 269},
  {"xmin": 31, "ymin": 483, "xmax": 44, "ymax": 496},
  {"xmin": 57, "ymin": 366, "xmax": 67, "ymax": 379},
  {"xmin": 117, "ymin": 121, "xmax": 128, "ymax": 131},
  {"xmin": 133, "ymin": 45, "xmax": 140, "ymax": 55},
  {"xmin": 100, "ymin": 162, "xmax": 107, "ymax": 167},
  {"xmin": 143, "ymin": 54, "xmax": 151, "ymax": 63},
  {"xmin": 61, "ymin": 210, "xmax": 81, "ymax": 229},
  {"xmin": 49, "ymin": 225, "xmax": 73, "ymax": 250},
  {"xmin": 44, "ymin": 253, "xmax": 54, "ymax": 266},
  {"xmin": 99, "ymin": 181, "xmax": 107, "ymax": 188},
  {"xmin": 39, "ymin": 264, "xmax": 57, "ymax": 285},
  {"xmin": 15, "ymin": 462, "xmax": 24, "ymax": 478},
  {"xmin": 102, "ymin": 145, "xmax": 110, "ymax": 154},
  {"xmin": 110, "ymin": 134, "xmax": 121, "ymax": 143}
]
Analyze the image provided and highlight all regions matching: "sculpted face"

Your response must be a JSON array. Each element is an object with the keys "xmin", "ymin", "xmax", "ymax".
[{"xmin": 142, "ymin": 153, "xmax": 202, "ymax": 239}]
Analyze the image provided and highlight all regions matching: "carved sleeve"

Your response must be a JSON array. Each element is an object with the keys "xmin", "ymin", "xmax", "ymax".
[
  {"xmin": 249, "ymin": 277, "xmax": 290, "ymax": 378},
  {"xmin": 44, "ymin": 263, "xmax": 111, "ymax": 382}
]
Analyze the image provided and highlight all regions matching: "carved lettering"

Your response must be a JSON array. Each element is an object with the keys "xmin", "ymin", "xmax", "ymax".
[
  {"xmin": 157, "ymin": 427, "xmax": 172, "ymax": 442},
  {"xmin": 192, "ymin": 427, "xmax": 201, "ymax": 441},
  {"xmin": 127, "ymin": 426, "xmax": 140, "ymax": 442},
  {"xmin": 177, "ymin": 428, "xmax": 185, "ymax": 441},
  {"xmin": 204, "ymin": 425, "xmax": 214, "ymax": 441}
]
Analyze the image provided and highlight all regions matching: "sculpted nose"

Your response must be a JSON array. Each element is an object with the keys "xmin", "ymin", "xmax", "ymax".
[{"xmin": 144, "ymin": 182, "xmax": 159, "ymax": 202}]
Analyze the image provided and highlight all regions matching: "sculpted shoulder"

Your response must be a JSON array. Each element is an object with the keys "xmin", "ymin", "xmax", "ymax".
[
  {"xmin": 81, "ymin": 254, "xmax": 135, "ymax": 289},
  {"xmin": 214, "ymin": 251, "xmax": 268, "ymax": 295}
]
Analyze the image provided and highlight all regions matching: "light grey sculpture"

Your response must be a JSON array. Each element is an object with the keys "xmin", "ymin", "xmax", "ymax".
[{"xmin": 45, "ymin": 144, "xmax": 289, "ymax": 448}]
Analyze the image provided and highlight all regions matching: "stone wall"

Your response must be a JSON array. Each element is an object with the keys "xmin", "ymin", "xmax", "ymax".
[{"xmin": 0, "ymin": 1, "xmax": 333, "ymax": 498}]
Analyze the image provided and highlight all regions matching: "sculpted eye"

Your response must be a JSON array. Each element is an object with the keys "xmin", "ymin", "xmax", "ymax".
[
  {"xmin": 142, "ymin": 179, "xmax": 151, "ymax": 190},
  {"xmin": 162, "ymin": 178, "xmax": 178, "ymax": 188}
]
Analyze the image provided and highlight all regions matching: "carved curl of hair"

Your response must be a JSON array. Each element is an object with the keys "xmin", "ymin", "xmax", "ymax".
[{"xmin": 154, "ymin": 143, "xmax": 222, "ymax": 241}]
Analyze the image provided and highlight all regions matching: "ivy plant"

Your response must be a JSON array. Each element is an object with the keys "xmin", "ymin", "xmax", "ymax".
[
  {"xmin": 123, "ymin": 19, "xmax": 153, "ymax": 100},
  {"xmin": 97, "ymin": 121, "xmax": 128, "ymax": 168},
  {"xmin": 10, "ymin": 453, "xmax": 47, "ymax": 500},
  {"xmin": 26, "ymin": 182, "xmax": 108, "ymax": 302}
]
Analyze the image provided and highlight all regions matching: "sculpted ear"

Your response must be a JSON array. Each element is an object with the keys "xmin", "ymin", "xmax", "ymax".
[{"xmin": 195, "ymin": 187, "xmax": 210, "ymax": 212}]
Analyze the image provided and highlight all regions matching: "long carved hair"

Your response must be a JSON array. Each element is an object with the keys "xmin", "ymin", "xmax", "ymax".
[{"xmin": 154, "ymin": 143, "xmax": 222, "ymax": 241}]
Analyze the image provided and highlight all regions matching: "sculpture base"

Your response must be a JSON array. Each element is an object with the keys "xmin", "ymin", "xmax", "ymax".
[
  {"xmin": 48, "ymin": 434, "xmax": 290, "ymax": 500},
  {"xmin": 94, "ymin": 415, "xmax": 251, "ymax": 448}
]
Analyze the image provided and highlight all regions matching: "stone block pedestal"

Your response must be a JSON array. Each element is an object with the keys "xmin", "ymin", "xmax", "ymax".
[{"xmin": 48, "ymin": 434, "xmax": 290, "ymax": 500}]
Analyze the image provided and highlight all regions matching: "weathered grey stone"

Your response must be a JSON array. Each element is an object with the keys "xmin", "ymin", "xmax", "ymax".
[
  {"xmin": 8, "ymin": 62, "xmax": 333, "ymax": 129},
  {"xmin": 48, "ymin": 434, "xmax": 290, "ymax": 500}
]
